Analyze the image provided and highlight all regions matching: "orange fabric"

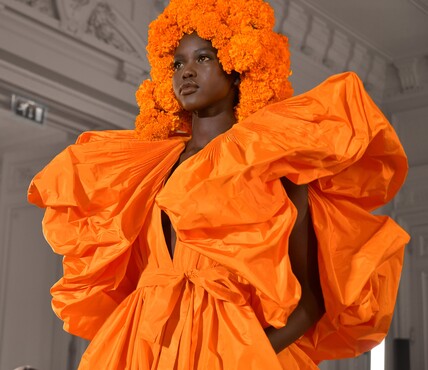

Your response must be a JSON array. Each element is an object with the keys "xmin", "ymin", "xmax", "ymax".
[{"xmin": 28, "ymin": 72, "xmax": 409, "ymax": 369}]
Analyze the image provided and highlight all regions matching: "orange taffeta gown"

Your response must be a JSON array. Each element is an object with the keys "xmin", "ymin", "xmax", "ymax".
[{"xmin": 28, "ymin": 72, "xmax": 410, "ymax": 369}]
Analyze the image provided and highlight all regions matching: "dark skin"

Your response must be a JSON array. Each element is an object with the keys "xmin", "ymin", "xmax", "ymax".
[{"xmin": 162, "ymin": 32, "xmax": 325, "ymax": 354}]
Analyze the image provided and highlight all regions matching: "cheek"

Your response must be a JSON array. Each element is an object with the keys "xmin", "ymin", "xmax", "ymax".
[
  {"xmin": 213, "ymin": 74, "xmax": 234, "ymax": 96},
  {"xmin": 172, "ymin": 75, "xmax": 180, "ymax": 98}
]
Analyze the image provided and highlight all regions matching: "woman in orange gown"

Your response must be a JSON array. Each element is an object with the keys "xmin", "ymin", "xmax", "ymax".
[{"xmin": 28, "ymin": 0, "xmax": 410, "ymax": 368}]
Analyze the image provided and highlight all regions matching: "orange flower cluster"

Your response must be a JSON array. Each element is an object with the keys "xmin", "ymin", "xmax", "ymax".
[{"xmin": 134, "ymin": 0, "xmax": 293, "ymax": 141}]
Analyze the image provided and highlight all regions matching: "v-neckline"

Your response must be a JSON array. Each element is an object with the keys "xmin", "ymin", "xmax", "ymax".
[
  {"xmin": 157, "ymin": 129, "xmax": 231, "ymax": 263},
  {"xmin": 158, "ymin": 140, "xmax": 191, "ymax": 264},
  {"xmin": 158, "ymin": 138, "xmax": 211, "ymax": 263}
]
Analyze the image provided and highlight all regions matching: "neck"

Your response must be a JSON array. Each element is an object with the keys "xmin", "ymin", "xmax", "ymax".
[{"xmin": 187, "ymin": 109, "xmax": 236, "ymax": 150}]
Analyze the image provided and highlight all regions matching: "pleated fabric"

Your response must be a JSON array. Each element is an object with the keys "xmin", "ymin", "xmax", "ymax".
[{"xmin": 28, "ymin": 72, "xmax": 410, "ymax": 369}]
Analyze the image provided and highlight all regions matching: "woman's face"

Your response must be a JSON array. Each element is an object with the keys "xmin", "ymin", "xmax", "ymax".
[{"xmin": 172, "ymin": 33, "xmax": 237, "ymax": 116}]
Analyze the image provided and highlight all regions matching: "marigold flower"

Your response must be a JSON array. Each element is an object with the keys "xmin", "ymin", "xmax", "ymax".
[{"xmin": 135, "ymin": 0, "xmax": 293, "ymax": 141}]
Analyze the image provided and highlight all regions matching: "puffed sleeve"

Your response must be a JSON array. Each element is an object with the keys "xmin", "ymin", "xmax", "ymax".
[
  {"xmin": 157, "ymin": 72, "xmax": 409, "ymax": 363},
  {"xmin": 28, "ymin": 130, "xmax": 185, "ymax": 339},
  {"xmin": 239, "ymin": 72, "xmax": 410, "ymax": 361}
]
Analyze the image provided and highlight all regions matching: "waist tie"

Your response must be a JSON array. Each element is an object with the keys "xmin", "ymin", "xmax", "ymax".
[{"xmin": 136, "ymin": 265, "xmax": 250, "ymax": 344}]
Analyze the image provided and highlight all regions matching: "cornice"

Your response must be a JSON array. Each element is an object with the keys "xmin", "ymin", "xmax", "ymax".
[
  {"xmin": 0, "ymin": 0, "xmax": 142, "ymax": 131},
  {"xmin": 2, "ymin": 0, "xmax": 427, "ymax": 108},
  {"xmin": 0, "ymin": 59, "xmax": 136, "ymax": 133},
  {"xmin": 0, "ymin": 0, "xmax": 149, "ymax": 84},
  {"xmin": 270, "ymin": 0, "xmax": 428, "ymax": 103}
]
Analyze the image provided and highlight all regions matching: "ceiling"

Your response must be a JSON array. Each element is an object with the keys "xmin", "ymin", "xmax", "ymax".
[{"xmin": 301, "ymin": 0, "xmax": 428, "ymax": 60}]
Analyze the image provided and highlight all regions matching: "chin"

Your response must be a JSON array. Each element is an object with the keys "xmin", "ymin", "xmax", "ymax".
[{"xmin": 178, "ymin": 99, "xmax": 203, "ymax": 113}]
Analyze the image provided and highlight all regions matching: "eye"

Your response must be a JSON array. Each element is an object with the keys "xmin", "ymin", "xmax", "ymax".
[
  {"xmin": 197, "ymin": 55, "xmax": 211, "ymax": 63},
  {"xmin": 172, "ymin": 60, "xmax": 183, "ymax": 71}
]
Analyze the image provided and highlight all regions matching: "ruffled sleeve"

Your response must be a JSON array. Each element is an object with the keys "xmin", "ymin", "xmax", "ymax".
[
  {"xmin": 157, "ymin": 72, "xmax": 409, "ymax": 363},
  {"xmin": 28, "ymin": 130, "xmax": 185, "ymax": 339},
  {"xmin": 240, "ymin": 71, "xmax": 410, "ymax": 360}
]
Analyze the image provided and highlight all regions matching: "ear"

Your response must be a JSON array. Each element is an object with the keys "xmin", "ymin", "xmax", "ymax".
[
  {"xmin": 234, "ymin": 76, "xmax": 241, "ymax": 87},
  {"xmin": 230, "ymin": 71, "xmax": 240, "ymax": 87}
]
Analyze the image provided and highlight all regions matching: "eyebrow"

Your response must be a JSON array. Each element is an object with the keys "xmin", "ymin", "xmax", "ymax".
[{"xmin": 174, "ymin": 47, "xmax": 217, "ymax": 59}]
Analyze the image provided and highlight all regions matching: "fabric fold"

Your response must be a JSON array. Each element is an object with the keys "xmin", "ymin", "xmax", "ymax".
[
  {"xmin": 28, "ymin": 131, "xmax": 187, "ymax": 339},
  {"xmin": 28, "ymin": 72, "xmax": 409, "ymax": 368},
  {"xmin": 136, "ymin": 266, "xmax": 250, "ymax": 344}
]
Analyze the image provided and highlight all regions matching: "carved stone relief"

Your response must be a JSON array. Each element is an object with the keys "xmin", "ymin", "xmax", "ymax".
[
  {"xmin": 118, "ymin": 61, "xmax": 150, "ymax": 86},
  {"xmin": 86, "ymin": 2, "xmax": 138, "ymax": 57},
  {"xmin": 273, "ymin": 1, "xmax": 389, "ymax": 98},
  {"xmin": 13, "ymin": 0, "xmax": 57, "ymax": 17},
  {"xmin": 8, "ymin": 0, "xmax": 426, "ymax": 96},
  {"xmin": 301, "ymin": 17, "xmax": 332, "ymax": 64},
  {"xmin": 9, "ymin": 0, "xmax": 145, "ymax": 63},
  {"xmin": 279, "ymin": 2, "xmax": 310, "ymax": 50},
  {"xmin": 323, "ymin": 30, "xmax": 352, "ymax": 73},
  {"xmin": 394, "ymin": 57, "xmax": 425, "ymax": 93},
  {"xmin": 55, "ymin": 0, "xmax": 144, "ymax": 61},
  {"xmin": 69, "ymin": 0, "xmax": 89, "ymax": 11},
  {"xmin": 107, "ymin": 0, "xmax": 135, "ymax": 22}
]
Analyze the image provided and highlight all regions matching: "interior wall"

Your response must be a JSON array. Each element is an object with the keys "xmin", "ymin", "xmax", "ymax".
[
  {"xmin": 386, "ymin": 104, "xmax": 428, "ymax": 370},
  {"xmin": 0, "ymin": 138, "xmax": 73, "ymax": 370},
  {"xmin": 0, "ymin": 1, "xmax": 427, "ymax": 369}
]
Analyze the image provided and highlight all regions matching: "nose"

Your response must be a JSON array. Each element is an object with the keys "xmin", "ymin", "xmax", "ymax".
[{"xmin": 182, "ymin": 63, "xmax": 196, "ymax": 79}]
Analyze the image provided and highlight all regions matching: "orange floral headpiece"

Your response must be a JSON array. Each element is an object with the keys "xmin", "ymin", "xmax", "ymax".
[{"xmin": 134, "ymin": 0, "xmax": 293, "ymax": 140}]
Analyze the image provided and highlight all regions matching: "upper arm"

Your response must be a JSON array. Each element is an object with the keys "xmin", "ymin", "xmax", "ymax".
[{"xmin": 280, "ymin": 177, "xmax": 324, "ymax": 315}]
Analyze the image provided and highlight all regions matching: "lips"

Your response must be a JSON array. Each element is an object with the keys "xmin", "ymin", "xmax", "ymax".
[{"xmin": 180, "ymin": 82, "xmax": 198, "ymax": 95}]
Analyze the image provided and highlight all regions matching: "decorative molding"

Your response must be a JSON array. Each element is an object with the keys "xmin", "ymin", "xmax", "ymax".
[
  {"xmin": 0, "ymin": 59, "xmax": 136, "ymax": 131},
  {"xmin": 7, "ymin": 0, "xmax": 426, "ymax": 101},
  {"xmin": 280, "ymin": 2, "xmax": 311, "ymax": 50},
  {"xmin": 301, "ymin": 16, "xmax": 331, "ymax": 64},
  {"xmin": 394, "ymin": 57, "xmax": 425, "ymax": 93},
  {"xmin": 5, "ymin": 0, "xmax": 428, "ymax": 101},
  {"xmin": 13, "ymin": 0, "xmax": 57, "ymax": 17},
  {"xmin": 323, "ymin": 29, "xmax": 352, "ymax": 73},
  {"xmin": 56, "ymin": 0, "xmax": 147, "ymax": 60},
  {"xmin": 365, "ymin": 55, "xmax": 388, "ymax": 94},
  {"xmin": 385, "ymin": 53, "xmax": 428, "ymax": 102},
  {"xmin": 273, "ymin": 1, "xmax": 389, "ymax": 101},
  {"xmin": 3, "ymin": 0, "xmax": 149, "ymax": 86},
  {"xmin": 348, "ymin": 44, "xmax": 373, "ymax": 82},
  {"xmin": 269, "ymin": 0, "xmax": 428, "ymax": 102},
  {"xmin": 70, "ymin": 0, "xmax": 89, "ymax": 11},
  {"xmin": 86, "ymin": 2, "xmax": 138, "ymax": 57},
  {"xmin": 118, "ymin": 60, "xmax": 149, "ymax": 86}
]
